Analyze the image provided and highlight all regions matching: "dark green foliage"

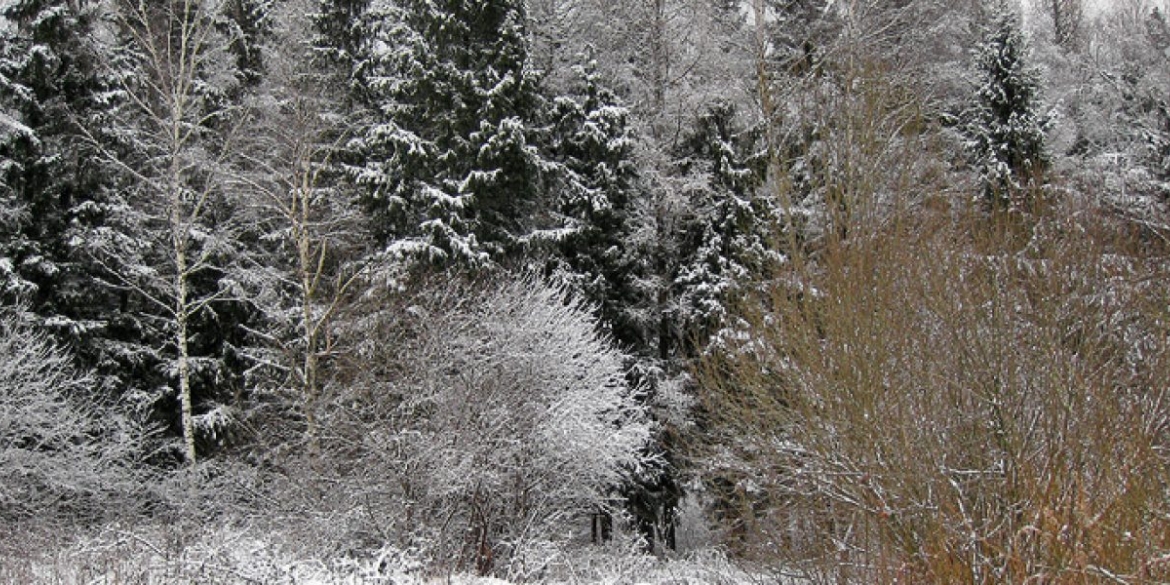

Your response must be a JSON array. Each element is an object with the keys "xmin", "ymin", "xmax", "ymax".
[
  {"xmin": 313, "ymin": 0, "xmax": 369, "ymax": 93},
  {"xmin": 0, "ymin": 0, "xmax": 105, "ymax": 310},
  {"xmin": 763, "ymin": 0, "xmax": 841, "ymax": 77},
  {"xmin": 333, "ymin": 0, "xmax": 548, "ymax": 265},
  {"xmin": 546, "ymin": 54, "xmax": 647, "ymax": 349},
  {"xmin": 670, "ymin": 101, "xmax": 772, "ymax": 352},
  {"xmin": 615, "ymin": 101, "xmax": 773, "ymax": 554},
  {"xmin": 0, "ymin": 0, "xmax": 151, "ymax": 403},
  {"xmin": 967, "ymin": 3, "xmax": 1049, "ymax": 207},
  {"xmin": 219, "ymin": 0, "xmax": 275, "ymax": 89}
]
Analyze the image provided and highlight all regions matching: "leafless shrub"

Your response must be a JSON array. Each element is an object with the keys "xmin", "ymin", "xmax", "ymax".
[
  {"xmin": 251, "ymin": 274, "xmax": 655, "ymax": 579},
  {"xmin": 0, "ymin": 308, "xmax": 145, "ymax": 527},
  {"xmin": 704, "ymin": 203, "xmax": 1170, "ymax": 583}
]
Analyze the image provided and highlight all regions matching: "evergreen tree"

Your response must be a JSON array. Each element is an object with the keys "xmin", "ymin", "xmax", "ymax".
[
  {"xmin": 219, "ymin": 0, "xmax": 276, "ymax": 90},
  {"xmin": 671, "ymin": 101, "xmax": 772, "ymax": 353},
  {"xmin": 339, "ymin": 0, "xmax": 551, "ymax": 266},
  {"xmin": 0, "ymin": 0, "xmax": 111, "ymax": 329},
  {"xmin": 967, "ymin": 2, "xmax": 1049, "ymax": 208},
  {"xmin": 0, "ymin": 0, "xmax": 169, "ymax": 421},
  {"xmin": 546, "ymin": 53, "xmax": 646, "ymax": 348},
  {"xmin": 619, "ymin": 101, "xmax": 773, "ymax": 554},
  {"xmin": 543, "ymin": 52, "xmax": 691, "ymax": 554},
  {"xmin": 313, "ymin": 0, "xmax": 375, "ymax": 118},
  {"xmin": 314, "ymin": 0, "xmax": 369, "ymax": 70},
  {"xmin": 765, "ymin": 0, "xmax": 841, "ymax": 77}
]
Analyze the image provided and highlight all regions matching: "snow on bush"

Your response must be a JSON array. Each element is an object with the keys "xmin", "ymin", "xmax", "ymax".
[
  {"xmin": 325, "ymin": 274, "xmax": 655, "ymax": 578},
  {"xmin": 0, "ymin": 307, "xmax": 141, "ymax": 523}
]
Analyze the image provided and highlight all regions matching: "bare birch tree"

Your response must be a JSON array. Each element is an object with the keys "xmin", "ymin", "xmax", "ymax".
[
  {"xmin": 235, "ymin": 0, "xmax": 368, "ymax": 456},
  {"xmin": 85, "ymin": 0, "xmax": 245, "ymax": 465}
]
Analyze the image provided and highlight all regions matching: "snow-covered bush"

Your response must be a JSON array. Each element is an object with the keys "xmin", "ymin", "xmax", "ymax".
[
  {"xmin": 320, "ymin": 274, "xmax": 654, "ymax": 578},
  {"xmin": 0, "ymin": 308, "xmax": 141, "ymax": 524}
]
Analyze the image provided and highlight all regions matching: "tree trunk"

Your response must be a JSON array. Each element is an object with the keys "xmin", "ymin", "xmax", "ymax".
[
  {"xmin": 649, "ymin": 0, "xmax": 668, "ymax": 119},
  {"xmin": 296, "ymin": 171, "xmax": 322, "ymax": 457},
  {"xmin": 1049, "ymin": 0, "xmax": 1081, "ymax": 50},
  {"xmin": 175, "ymin": 226, "xmax": 197, "ymax": 465},
  {"xmin": 169, "ymin": 91, "xmax": 198, "ymax": 465}
]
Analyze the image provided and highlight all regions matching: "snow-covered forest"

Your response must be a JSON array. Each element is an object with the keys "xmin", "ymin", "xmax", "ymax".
[{"xmin": 2, "ymin": 0, "xmax": 1169, "ymax": 582}]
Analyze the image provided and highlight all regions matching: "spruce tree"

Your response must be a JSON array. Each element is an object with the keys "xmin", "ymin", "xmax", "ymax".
[
  {"xmin": 765, "ymin": 0, "xmax": 840, "ymax": 77},
  {"xmin": 314, "ymin": 0, "xmax": 369, "ymax": 69},
  {"xmin": 0, "ymin": 0, "xmax": 110, "ymax": 322},
  {"xmin": 339, "ymin": 0, "xmax": 550, "ymax": 266},
  {"xmin": 618, "ymin": 101, "xmax": 773, "ymax": 554},
  {"xmin": 0, "ymin": 0, "xmax": 161, "ymax": 418},
  {"xmin": 546, "ymin": 53, "xmax": 646, "ymax": 348},
  {"xmin": 967, "ymin": 2, "xmax": 1049, "ymax": 208},
  {"xmin": 671, "ymin": 101, "xmax": 772, "ymax": 353},
  {"xmin": 219, "ymin": 0, "xmax": 275, "ymax": 90}
]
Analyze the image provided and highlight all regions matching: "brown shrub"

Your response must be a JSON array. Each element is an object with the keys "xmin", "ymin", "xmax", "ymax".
[{"xmin": 702, "ymin": 202, "xmax": 1170, "ymax": 583}]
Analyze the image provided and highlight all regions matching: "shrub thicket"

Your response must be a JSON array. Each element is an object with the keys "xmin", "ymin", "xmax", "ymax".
[{"xmin": 704, "ymin": 203, "xmax": 1170, "ymax": 583}]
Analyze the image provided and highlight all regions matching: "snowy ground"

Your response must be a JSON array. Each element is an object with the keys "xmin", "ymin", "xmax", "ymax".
[{"xmin": 1, "ymin": 522, "xmax": 803, "ymax": 585}]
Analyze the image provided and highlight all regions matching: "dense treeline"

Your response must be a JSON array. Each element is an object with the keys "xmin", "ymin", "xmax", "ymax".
[{"xmin": 1, "ymin": 0, "xmax": 1169, "ymax": 582}]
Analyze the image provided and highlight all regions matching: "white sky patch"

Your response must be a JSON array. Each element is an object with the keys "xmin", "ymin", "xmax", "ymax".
[{"xmin": 1078, "ymin": 0, "xmax": 1167, "ymax": 16}]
